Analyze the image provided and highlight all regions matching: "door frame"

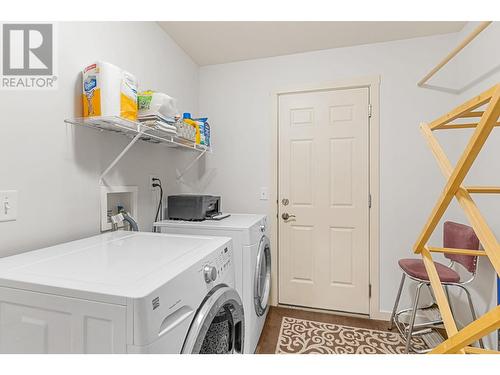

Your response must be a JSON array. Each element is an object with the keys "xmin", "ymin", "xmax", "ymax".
[{"xmin": 269, "ymin": 75, "xmax": 385, "ymax": 320}]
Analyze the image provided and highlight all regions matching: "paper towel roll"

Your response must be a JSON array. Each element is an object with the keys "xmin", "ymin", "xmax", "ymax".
[
  {"xmin": 100, "ymin": 61, "xmax": 121, "ymax": 117},
  {"xmin": 82, "ymin": 61, "xmax": 138, "ymax": 120}
]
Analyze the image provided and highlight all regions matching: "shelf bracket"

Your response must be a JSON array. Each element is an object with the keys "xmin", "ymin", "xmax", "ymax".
[
  {"xmin": 99, "ymin": 131, "xmax": 143, "ymax": 184},
  {"xmin": 176, "ymin": 149, "xmax": 207, "ymax": 181}
]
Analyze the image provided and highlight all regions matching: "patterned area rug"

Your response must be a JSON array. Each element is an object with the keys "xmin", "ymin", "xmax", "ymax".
[{"xmin": 275, "ymin": 317, "xmax": 427, "ymax": 354}]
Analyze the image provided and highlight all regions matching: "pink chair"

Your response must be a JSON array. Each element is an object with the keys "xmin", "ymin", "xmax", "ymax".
[{"xmin": 389, "ymin": 221, "xmax": 484, "ymax": 353}]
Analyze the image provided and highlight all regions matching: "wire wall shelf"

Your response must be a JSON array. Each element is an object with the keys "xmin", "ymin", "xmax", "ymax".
[
  {"xmin": 64, "ymin": 116, "xmax": 211, "ymax": 183},
  {"xmin": 64, "ymin": 116, "xmax": 210, "ymax": 152}
]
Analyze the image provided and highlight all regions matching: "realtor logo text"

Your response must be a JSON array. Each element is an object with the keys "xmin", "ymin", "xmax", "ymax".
[{"xmin": 1, "ymin": 23, "xmax": 57, "ymax": 89}]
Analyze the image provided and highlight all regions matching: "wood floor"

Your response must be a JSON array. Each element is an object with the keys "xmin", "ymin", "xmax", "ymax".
[{"xmin": 255, "ymin": 306, "xmax": 390, "ymax": 354}]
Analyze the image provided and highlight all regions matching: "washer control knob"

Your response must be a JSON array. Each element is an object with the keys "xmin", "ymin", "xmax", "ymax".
[{"xmin": 203, "ymin": 265, "xmax": 217, "ymax": 283}]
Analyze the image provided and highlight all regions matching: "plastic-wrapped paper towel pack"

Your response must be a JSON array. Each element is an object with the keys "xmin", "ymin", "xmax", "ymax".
[
  {"xmin": 138, "ymin": 90, "xmax": 178, "ymax": 119},
  {"xmin": 82, "ymin": 61, "xmax": 138, "ymax": 120}
]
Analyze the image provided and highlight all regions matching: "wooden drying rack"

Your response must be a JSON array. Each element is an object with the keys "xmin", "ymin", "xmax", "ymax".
[
  {"xmin": 414, "ymin": 83, "xmax": 500, "ymax": 354},
  {"xmin": 418, "ymin": 22, "xmax": 492, "ymax": 88}
]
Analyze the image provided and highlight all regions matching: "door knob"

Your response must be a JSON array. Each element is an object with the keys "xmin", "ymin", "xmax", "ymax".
[{"xmin": 281, "ymin": 213, "xmax": 296, "ymax": 221}]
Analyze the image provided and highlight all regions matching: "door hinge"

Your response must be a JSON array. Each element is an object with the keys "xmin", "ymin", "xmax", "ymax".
[
  {"xmin": 368, "ymin": 104, "xmax": 372, "ymax": 118},
  {"xmin": 369, "ymin": 284, "xmax": 372, "ymax": 299},
  {"xmin": 368, "ymin": 193, "xmax": 372, "ymax": 209}
]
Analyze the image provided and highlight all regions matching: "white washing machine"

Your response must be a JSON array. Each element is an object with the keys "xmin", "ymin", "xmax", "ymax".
[
  {"xmin": 154, "ymin": 214, "xmax": 271, "ymax": 354},
  {"xmin": 0, "ymin": 231, "xmax": 245, "ymax": 354}
]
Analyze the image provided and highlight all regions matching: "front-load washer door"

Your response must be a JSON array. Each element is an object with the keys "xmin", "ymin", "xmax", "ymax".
[
  {"xmin": 254, "ymin": 235, "xmax": 271, "ymax": 316},
  {"xmin": 182, "ymin": 286, "xmax": 244, "ymax": 354}
]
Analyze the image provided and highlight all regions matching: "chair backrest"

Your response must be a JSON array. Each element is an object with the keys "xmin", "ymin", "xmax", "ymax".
[{"xmin": 443, "ymin": 221, "xmax": 480, "ymax": 274}]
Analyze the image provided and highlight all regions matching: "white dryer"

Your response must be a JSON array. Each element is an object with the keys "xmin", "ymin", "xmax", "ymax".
[
  {"xmin": 154, "ymin": 214, "xmax": 271, "ymax": 354},
  {"xmin": 0, "ymin": 232, "xmax": 244, "ymax": 354}
]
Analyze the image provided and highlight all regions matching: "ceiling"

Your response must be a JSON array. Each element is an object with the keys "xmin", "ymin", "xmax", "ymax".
[{"xmin": 159, "ymin": 21, "xmax": 467, "ymax": 66}]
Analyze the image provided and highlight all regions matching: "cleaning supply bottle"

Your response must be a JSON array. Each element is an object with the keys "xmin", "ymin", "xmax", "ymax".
[
  {"xmin": 194, "ymin": 117, "xmax": 210, "ymax": 147},
  {"xmin": 204, "ymin": 122, "xmax": 211, "ymax": 147},
  {"xmin": 183, "ymin": 113, "xmax": 201, "ymax": 144},
  {"xmin": 198, "ymin": 120, "xmax": 206, "ymax": 145}
]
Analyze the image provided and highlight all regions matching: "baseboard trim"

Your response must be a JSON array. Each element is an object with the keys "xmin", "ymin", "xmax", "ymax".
[
  {"xmin": 277, "ymin": 303, "xmax": 369, "ymax": 320},
  {"xmin": 370, "ymin": 310, "xmax": 391, "ymax": 321},
  {"xmin": 275, "ymin": 303, "xmax": 392, "ymax": 322}
]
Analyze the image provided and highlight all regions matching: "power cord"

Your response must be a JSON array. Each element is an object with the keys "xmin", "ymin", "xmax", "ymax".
[{"xmin": 152, "ymin": 178, "xmax": 163, "ymax": 232}]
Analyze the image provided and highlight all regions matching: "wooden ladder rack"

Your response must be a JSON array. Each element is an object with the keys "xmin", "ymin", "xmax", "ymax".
[{"xmin": 414, "ymin": 83, "xmax": 500, "ymax": 354}]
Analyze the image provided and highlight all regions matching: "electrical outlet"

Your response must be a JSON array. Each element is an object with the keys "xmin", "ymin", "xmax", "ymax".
[
  {"xmin": 149, "ymin": 175, "xmax": 160, "ymax": 191},
  {"xmin": 0, "ymin": 190, "xmax": 18, "ymax": 222}
]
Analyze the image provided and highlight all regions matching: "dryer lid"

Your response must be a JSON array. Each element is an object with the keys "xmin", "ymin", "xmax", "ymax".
[
  {"xmin": 0, "ymin": 232, "xmax": 231, "ymax": 303},
  {"xmin": 155, "ymin": 214, "xmax": 267, "ymax": 245},
  {"xmin": 155, "ymin": 214, "xmax": 266, "ymax": 230}
]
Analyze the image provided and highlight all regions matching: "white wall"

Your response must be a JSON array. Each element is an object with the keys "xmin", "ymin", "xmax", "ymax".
[{"xmin": 0, "ymin": 22, "xmax": 199, "ymax": 257}]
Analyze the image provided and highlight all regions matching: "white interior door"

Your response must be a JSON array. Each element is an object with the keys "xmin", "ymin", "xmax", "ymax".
[{"xmin": 278, "ymin": 87, "xmax": 370, "ymax": 314}]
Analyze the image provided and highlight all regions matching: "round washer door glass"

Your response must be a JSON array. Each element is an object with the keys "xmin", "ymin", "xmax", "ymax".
[
  {"xmin": 254, "ymin": 235, "xmax": 271, "ymax": 316},
  {"xmin": 182, "ymin": 286, "xmax": 245, "ymax": 354}
]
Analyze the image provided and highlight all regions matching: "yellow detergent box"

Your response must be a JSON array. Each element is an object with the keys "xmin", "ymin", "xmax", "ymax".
[
  {"xmin": 183, "ymin": 118, "xmax": 201, "ymax": 144},
  {"xmin": 82, "ymin": 61, "xmax": 138, "ymax": 120}
]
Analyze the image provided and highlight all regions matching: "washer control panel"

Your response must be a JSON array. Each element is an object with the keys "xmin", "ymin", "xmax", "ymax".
[
  {"xmin": 203, "ymin": 265, "xmax": 217, "ymax": 283},
  {"xmin": 203, "ymin": 246, "xmax": 232, "ymax": 284},
  {"xmin": 250, "ymin": 217, "xmax": 268, "ymax": 240},
  {"xmin": 260, "ymin": 217, "xmax": 268, "ymax": 233}
]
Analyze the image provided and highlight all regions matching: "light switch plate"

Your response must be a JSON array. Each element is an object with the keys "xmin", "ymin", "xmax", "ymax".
[
  {"xmin": 260, "ymin": 187, "xmax": 269, "ymax": 201},
  {"xmin": 0, "ymin": 190, "xmax": 18, "ymax": 222}
]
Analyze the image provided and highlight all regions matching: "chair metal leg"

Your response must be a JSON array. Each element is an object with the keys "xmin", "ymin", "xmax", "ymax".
[
  {"xmin": 459, "ymin": 285, "xmax": 485, "ymax": 349},
  {"xmin": 405, "ymin": 282, "xmax": 424, "ymax": 354},
  {"xmin": 426, "ymin": 283, "xmax": 435, "ymax": 301},
  {"xmin": 389, "ymin": 273, "xmax": 406, "ymax": 330},
  {"xmin": 444, "ymin": 285, "xmax": 454, "ymax": 319}
]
